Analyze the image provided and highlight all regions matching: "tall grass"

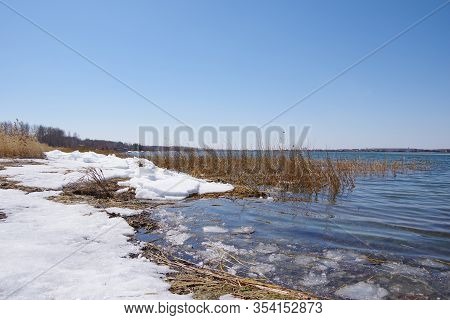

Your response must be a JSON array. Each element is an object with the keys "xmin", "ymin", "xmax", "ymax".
[
  {"xmin": 0, "ymin": 121, "xmax": 49, "ymax": 158},
  {"xmin": 148, "ymin": 149, "xmax": 424, "ymax": 200}
]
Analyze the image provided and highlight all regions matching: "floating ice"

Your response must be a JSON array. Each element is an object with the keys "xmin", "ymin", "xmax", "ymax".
[
  {"xmin": 203, "ymin": 226, "xmax": 228, "ymax": 233},
  {"xmin": 268, "ymin": 253, "xmax": 289, "ymax": 262},
  {"xmin": 255, "ymin": 243, "xmax": 278, "ymax": 254},
  {"xmin": 300, "ymin": 271, "xmax": 329, "ymax": 287},
  {"xmin": 324, "ymin": 249, "xmax": 366, "ymax": 263},
  {"xmin": 335, "ymin": 281, "xmax": 389, "ymax": 299},
  {"xmin": 294, "ymin": 255, "xmax": 318, "ymax": 266},
  {"xmin": 166, "ymin": 229, "xmax": 192, "ymax": 246},
  {"xmin": 231, "ymin": 226, "xmax": 255, "ymax": 235},
  {"xmin": 249, "ymin": 263, "xmax": 275, "ymax": 275},
  {"xmin": 382, "ymin": 262, "xmax": 428, "ymax": 276}
]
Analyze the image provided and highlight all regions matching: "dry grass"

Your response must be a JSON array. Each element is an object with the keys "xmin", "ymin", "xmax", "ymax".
[
  {"xmin": 148, "ymin": 150, "xmax": 425, "ymax": 201},
  {"xmin": 141, "ymin": 243, "xmax": 318, "ymax": 300},
  {"xmin": 54, "ymin": 168, "xmax": 172, "ymax": 210},
  {"xmin": 0, "ymin": 126, "xmax": 49, "ymax": 159}
]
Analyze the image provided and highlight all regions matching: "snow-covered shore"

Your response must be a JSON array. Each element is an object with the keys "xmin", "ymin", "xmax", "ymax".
[
  {"xmin": 0, "ymin": 150, "xmax": 233, "ymax": 299},
  {"xmin": 3, "ymin": 150, "xmax": 233, "ymax": 200}
]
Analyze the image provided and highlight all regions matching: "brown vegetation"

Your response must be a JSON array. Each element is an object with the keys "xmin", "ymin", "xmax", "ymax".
[
  {"xmin": 148, "ymin": 150, "xmax": 425, "ymax": 201},
  {"xmin": 0, "ymin": 121, "xmax": 49, "ymax": 158}
]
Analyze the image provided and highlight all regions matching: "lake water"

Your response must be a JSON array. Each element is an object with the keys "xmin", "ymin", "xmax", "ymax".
[{"xmin": 138, "ymin": 152, "xmax": 450, "ymax": 299}]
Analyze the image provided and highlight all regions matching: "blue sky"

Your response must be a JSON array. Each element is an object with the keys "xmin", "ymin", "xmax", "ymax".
[{"xmin": 1, "ymin": 0, "xmax": 449, "ymax": 148}]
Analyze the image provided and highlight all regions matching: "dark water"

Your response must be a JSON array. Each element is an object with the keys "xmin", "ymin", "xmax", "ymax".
[{"xmin": 139, "ymin": 152, "xmax": 450, "ymax": 299}]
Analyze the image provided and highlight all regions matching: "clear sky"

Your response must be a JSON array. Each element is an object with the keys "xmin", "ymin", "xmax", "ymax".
[{"xmin": 1, "ymin": 0, "xmax": 449, "ymax": 149}]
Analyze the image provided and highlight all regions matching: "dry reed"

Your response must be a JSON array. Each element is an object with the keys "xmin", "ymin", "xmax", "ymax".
[
  {"xmin": 147, "ymin": 149, "xmax": 425, "ymax": 201},
  {"xmin": 0, "ymin": 121, "xmax": 49, "ymax": 158}
]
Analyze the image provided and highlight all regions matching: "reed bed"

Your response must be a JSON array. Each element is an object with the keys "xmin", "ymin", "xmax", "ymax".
[
  {"xmin": 0, "ymin": 121, "xmax": 49, "ymax": 158},
  {"xmin": 147, "ymin": 150, "xmax": 424, "ymax": 200}
]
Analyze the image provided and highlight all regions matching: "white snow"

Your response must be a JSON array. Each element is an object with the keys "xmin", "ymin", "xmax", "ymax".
[
  {"xmin": 0, "ymin": 189, "xmax": 189, "ymax": 299},
  {"xmin": 0, "ymin": 151, "xmax": 231, "ymax": 299},
  {"xmin": 0, "ymin": 150, "xmax": 233, "ymax": 200},
  {"xmin": 335, "ymin": 282, "xmax": 389, "ymax": 300}
]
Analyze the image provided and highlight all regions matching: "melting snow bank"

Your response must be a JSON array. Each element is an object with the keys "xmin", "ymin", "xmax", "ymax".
[
  {"xmin": 0, "ymin": 189, "xmax": 189, "ymax": 299},
  {"xmin": 0, "ymin": 150, "xmax": 233, "ymax": 200}
]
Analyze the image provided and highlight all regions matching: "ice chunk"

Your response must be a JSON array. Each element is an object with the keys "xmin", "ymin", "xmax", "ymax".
[
  {"xmin": 382, "ymin": 262, "xmax": 427, "ymax": 276},
  {"xmin": 300, "ymin": 271, "xmax": 328, "ymax": 287},
  {"xmin": 231, "ymin": 226, "xmax": 255, "ymax": 235},
  {"xmin": 249, "ymin": 263, "xmax": 275, "ymax": 275},
  {"xmin": 203, "ymin": 226, "xmax": 228, "ymax": 233},
  {"xmin": 294, "ymin": 255, "xmax": 318, "ymax": 266},
  {"xmin": 335, "ymin": 282, "xmax": 389, "ymax": 299},
  {"xmin": 255, "ymin": 243, "xmax": 278, "ymax": 254},
  {"xmin": 166, "ymin": 230, "xmax": 192, "ymax": 246}
]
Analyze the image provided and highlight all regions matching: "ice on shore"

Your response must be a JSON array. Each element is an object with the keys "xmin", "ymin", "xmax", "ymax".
[
  {"xmin": 335, "ymin": 281, "xmax": 389, "ymax": 299},
  {"xmin": 0, "ymin": 150, "xmax": 233, "ymax": 200},
  {"xmin": 152, "ymin": 209, "xmax": 192, "ymax": 246}
]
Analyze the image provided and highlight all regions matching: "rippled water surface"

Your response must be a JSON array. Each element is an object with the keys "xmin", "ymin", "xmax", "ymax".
[{"xmin": 139, "ymin": 152, "xmax": 450, "ymax": 299}]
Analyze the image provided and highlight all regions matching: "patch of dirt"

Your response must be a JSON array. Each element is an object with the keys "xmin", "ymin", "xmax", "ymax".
[
  {"xmin": 0, "ymin": 160, "xmax": 46, "ymax": 193},
  {"xmin": 0, "ymin": 176, "xmax": 45, "ymax": 193},
  {"xmin": 124, "ymin": 213, "xmax": 158, "ymax": 231},
  {"xmin": 0, "ymin": 160, "xmax": 42, "ymax": 171},
  {"xmin": 188, "ymin": 184, "xmax": 267, "ymax": 200}
]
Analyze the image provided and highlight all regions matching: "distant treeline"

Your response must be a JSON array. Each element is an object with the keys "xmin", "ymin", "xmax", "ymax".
[
  {"xmin": 0, "ymin": 120, "xmax": 136, "ymax": 151},
  {"xmin": 0, "ymin": 120, "xmax": 195, "ymax": 152},
  {"xmin": 2, "ymin": 120, "xmax": 448, "ymax": 153}
]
